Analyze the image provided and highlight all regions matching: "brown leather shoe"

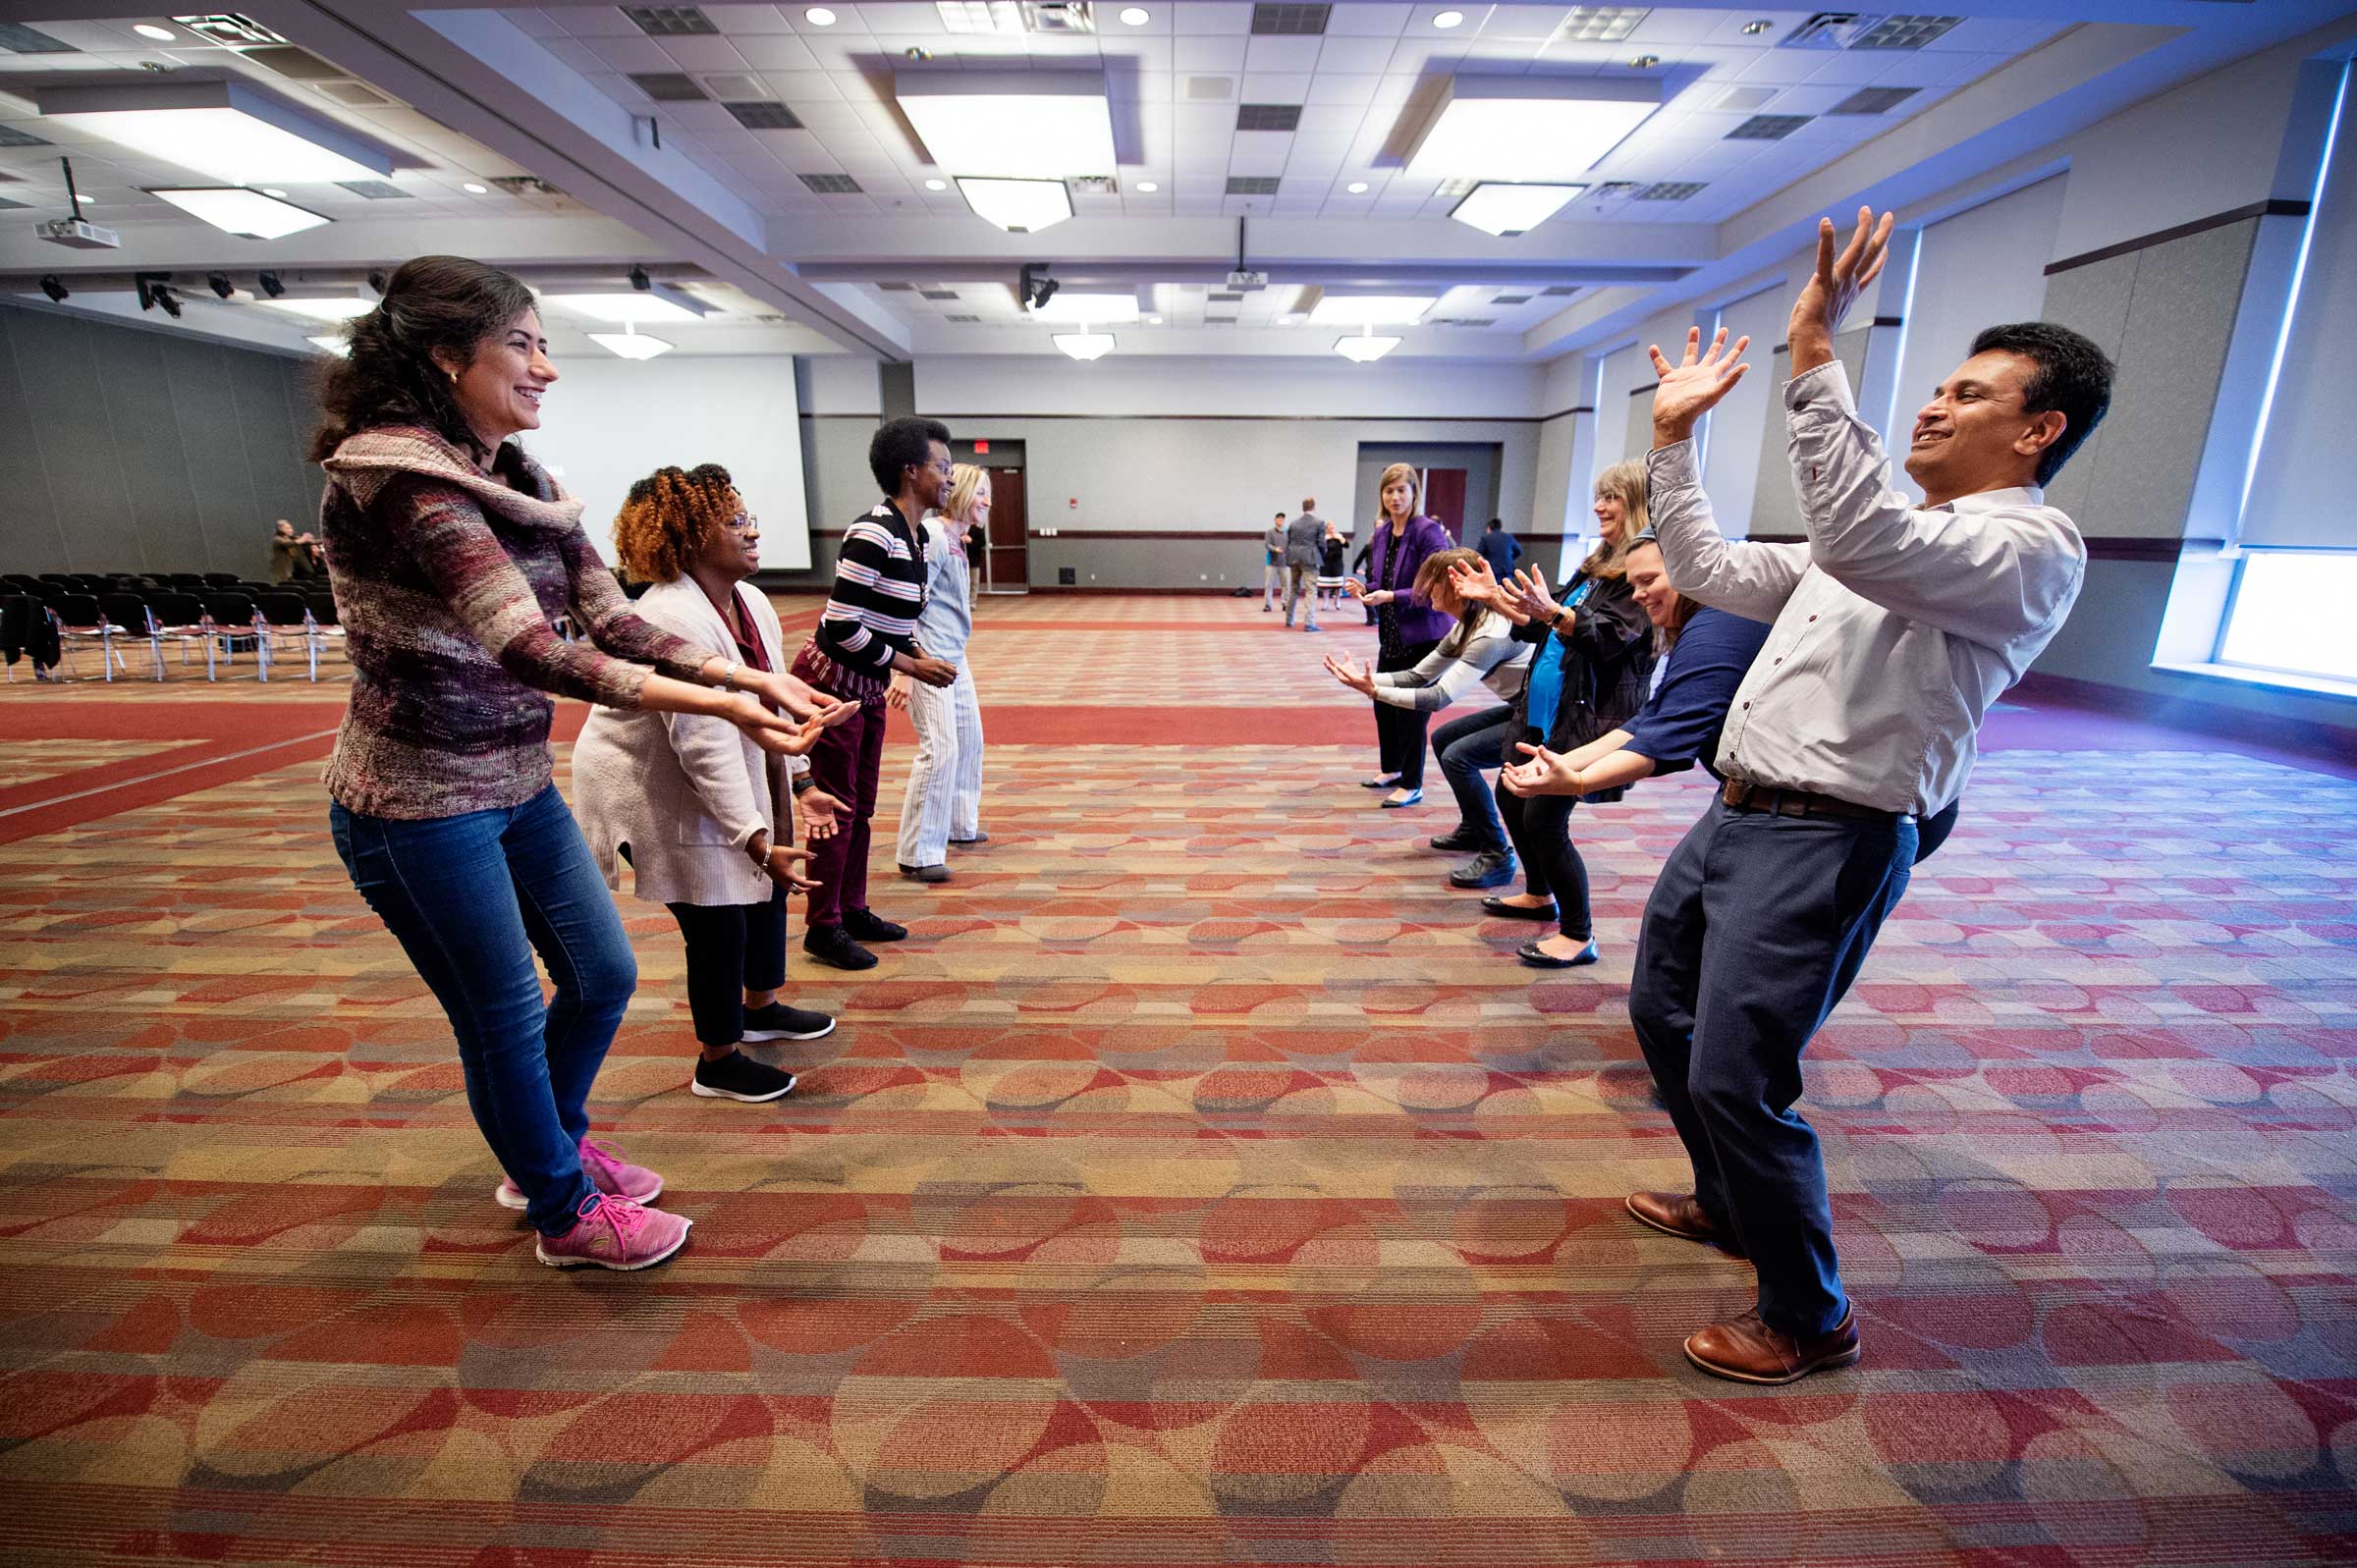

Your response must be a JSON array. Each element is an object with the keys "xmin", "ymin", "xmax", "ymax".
[
  {"xmin": 1684, "ymin": 1308, "xmax": 1860, "ymax": 1385},
  {"xmin": 1625, "ymin": 1191, "xmax": 1745, "ymax": 1257}
]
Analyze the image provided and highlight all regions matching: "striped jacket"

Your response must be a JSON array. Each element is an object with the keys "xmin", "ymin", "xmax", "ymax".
[{"xmin": 816, "ymin": 500, "xmax": 928, "ymax": 674}]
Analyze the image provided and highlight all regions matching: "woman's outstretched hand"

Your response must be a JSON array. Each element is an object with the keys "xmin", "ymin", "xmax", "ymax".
[
  {"xmin": 730, "ymin": 695, "xmax": 836, "ymax": 757},
  {"xmin": 762, "ymin": 841, "xmax": 821, "ymax": 892},
  {"xmin": 1447, "ymin": 557, "xmax": 1500, "ymax": 606},
  {"xmin": 1499, "ymin": 740, "xmax": 1583, "ymax": 798},
  {"xmin": 796, "ymin": 786, "xmax": 843, "ymax": 842},
  {"xmin": 1323, "ymin": 652, "xmax": 1377, "ymax": 696},
  {"xmin": 1498, "ymin": 564, "xmax": 1562, "ymax": 624}
]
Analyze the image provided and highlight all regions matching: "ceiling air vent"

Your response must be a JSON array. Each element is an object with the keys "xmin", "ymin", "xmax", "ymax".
[
  {"xmin": 1250, "ymin": 4, "xmax": 1330, "ymax": 35},
  {"xmin": 725, "ymin": 101, "xmax": 802, "ymax": 129},
  {"xmin": 1028, "ymin": 3, "xmax": 1096, "ymax": 33},
  {"xmin": 799, "ymin": 173, "xmax": 862, "ymax": 193},
  {"xmin": 1542, "ymin": 285, "xmax": 1581, "ymax": 297},
  {"xmin": 1185, "ymin": 76, "xmax": 1236, "ymax": 101},
  {"xmin": 1593, "ymin": 181, "xmax": 1641, "ymax": 197},
  {"xmin": 1210, "ymin": 291, "xmax": 1245, "ymax": 302},
  {"xmin": 1829, "ymin": 85, "xmax": 1919, "ymax": 114},
  {"xmin": 946, "ymin": 313, "xmax": 982, "ymax": 323},
  {"xmin": 624, "ymin": 7, "xmax": 719, "ymax": 36},
  {"xmin": 1237, "ymin": 103, "xmax": 1302, "ymax": 132},
  {"xmin": 877, "ymin": 282, "xmax": 915, "ymax": 292},
  {"xmin": 1492, "ymin": 294, "xmax": 1534, "ymax": 304},
  {"xmin": 490, "ymin": 175, "xmax": 566, "ymax": 197},
  {"xmin": 0, "ymin": 22, "xmax": 75, "ymax": 53},
  {"xmin": 313, "ymin": 81, "xmax": 398, "ymax": 107},
  {"xmin": 1557, "ymin": 7, "xmax": 1651, "ymax": 43},
  {"xmin": 1634, "ymin": 181, "xmax": 1707, "ymax": 200},
  {"xmin": 1069, "ymin": 175, "xmax": 1118, "ymax": 193},
  {"xmin": 1726, "ymin": 113, "xmax": 1812, "ymax": 139},
  {"xmin": 1780, "ymin": 13, "xmax": 1873, "ymax": 50},
  {"xmin": 1226, "ymin": 176, "xmax": 1281, "ymax": 196},
  {"xmin": 171, "ymin": 15, "xmax": 287, "ymax": 46},
  {"xmin": 1851, "ymin": 14, "xmax": 1962, "ymax": 49},
  {"xmin": 918, "ymin": 289, "xmax": 959, "ymax": 299},
  {"xmin": 700, "ymin": 73, "xmax": 773, "ymax": 101},
  {"xmin": 1435, "ymin": 177, "xmax": 1480, "ymax": 197},
  {"xmin": 629, "ymin": 73, "xmax": 707, "ymax": 102},
  {"xmin": 336, "ymin": 180, "xmax": 411, "ymax": 199}
]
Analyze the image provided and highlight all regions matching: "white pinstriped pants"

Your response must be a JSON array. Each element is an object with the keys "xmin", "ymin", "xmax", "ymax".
[{"xmin": 894, "ymin": 659, "xmax": 984, "ymax": 867}]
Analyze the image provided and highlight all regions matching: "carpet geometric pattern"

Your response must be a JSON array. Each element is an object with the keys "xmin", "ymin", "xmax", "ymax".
[{"xmin": 2, "ymin": 594, "xmax": 2352, "ymax": 1566}]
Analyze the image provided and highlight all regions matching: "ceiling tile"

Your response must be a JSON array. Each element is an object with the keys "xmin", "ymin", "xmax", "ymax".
[
  {"xmin": 734, "ymin": 33, "xmax": 821, "ymax": 68},
  {"xmin": 1244, "ymin": 35, "xmax": 1323, "ymax": 72},
  {"xmin": 663, "ymin": 34, "xmax": 752, "ymax": 69},
  {"xmin": 1324, "ymin": 3, "xmax": 1413, "ymax": 34},
  {"xmin": 1176, "ymin": 34, "xmax": 1248, "ymax": 71},
  {"xmin": 701, "ymin": 5, "xmax": 799, "ymax": 32},
  {"xmin": 1174, "ymin": 3, "xmax": 1255, "ymax": 34}
]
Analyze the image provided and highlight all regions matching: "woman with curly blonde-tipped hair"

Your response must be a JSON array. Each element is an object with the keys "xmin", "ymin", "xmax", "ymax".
[{"xmin": 573, "ymin": 463, "xmax": 852, "ymax": 1106}]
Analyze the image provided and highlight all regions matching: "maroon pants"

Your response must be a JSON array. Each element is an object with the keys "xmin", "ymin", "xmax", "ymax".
[{"xmin": 804, "ymin": 694, "xmax": 887, "ymax": 930}]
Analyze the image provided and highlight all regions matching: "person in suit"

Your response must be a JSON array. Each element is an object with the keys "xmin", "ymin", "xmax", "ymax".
[
  {"xmin": 1476, "ymin": 517, "xmax": 1522, "ymax": 580},
  {"xmin": 573, "ymin": 464, "xmax": 849, "ymax": 1105},
  {"xmin": 1283, "ymin": 498, "xmax": 1326, "ymax": 631}
]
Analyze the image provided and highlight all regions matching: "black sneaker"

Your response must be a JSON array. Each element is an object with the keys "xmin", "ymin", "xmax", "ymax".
[
  {"xmin": 898, "ymin": 862, "xmax": 951, "ymax": 884},
  {"xmin": 741, "ymin": 1003, "xmax": 836, "ymax": 1042},
  {"xmin": 1450, "ymin": 850, "xmax": 1517, "ymax": 890},
  {"xmin": 843, "ymin": 908, "xmax": 907, "ymax": 944},
  {"xmin": 803, "ymin": 925, "xmax": 877, "ymax": 970},
  {"xmin": 949, "ymin": 831, "xmax": 989, "ymax": 845},
  {"xmin": 1428, "ymin": 827, "xmax": 1485, "ymax": 852},
  {"xmin": 690, "ymin": 1050, "xmax": 797, "ymax": 1102}
]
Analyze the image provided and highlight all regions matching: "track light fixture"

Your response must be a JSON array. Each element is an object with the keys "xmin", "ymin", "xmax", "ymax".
[
  {"xmin": 257, "ymin": 270, "xmax": 285, "ymax": 297},
  {"xmin": 206, "ymin": 272, "xmax": 235, "ymax": 299},
  {"xmin": 629, "ymin": 264, "xmax": 651, "ymax": 292},
  {"xmin": 1019, "ymin": 261, "xmax": 1059, "ymax": 312},
  {"xmin": 134, "ymin": 272, "xmax": 180, "ymax": 316},
  {"xmin": 39, "ymin": 274, "xmax": 68, "ymax": 302}
]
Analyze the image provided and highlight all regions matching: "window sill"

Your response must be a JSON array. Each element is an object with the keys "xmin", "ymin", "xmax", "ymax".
[{"xmin": 2150, "ymin": 661, "xmax": 2357, "ymax": 703}]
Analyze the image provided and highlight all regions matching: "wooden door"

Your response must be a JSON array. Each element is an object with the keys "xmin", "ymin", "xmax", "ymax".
[
  {"xmin": 1423, "ymin": 467, "xmax": 1469, "ymax": 541},
  {"xmin": 985, "ymin": 466, "xmax": 1028, "ymax": 593}
]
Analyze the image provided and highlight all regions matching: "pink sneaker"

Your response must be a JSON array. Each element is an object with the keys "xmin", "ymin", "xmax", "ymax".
[
  {"xmin": 494, "ymin": 1137, "xmax": 665, "ymax": 1211},
  {"xmin": 534, "ymin": 1192, "xmax": 690, "ymax": 1271}
]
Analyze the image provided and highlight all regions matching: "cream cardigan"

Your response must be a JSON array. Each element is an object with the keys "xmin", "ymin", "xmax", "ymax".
[{"xmin": 570, "ymin": 577, "xmax": 805, "ymax": 908}]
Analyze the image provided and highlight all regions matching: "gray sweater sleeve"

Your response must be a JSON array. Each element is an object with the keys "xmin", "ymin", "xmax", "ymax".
[{"xmin": 1371, "ymin": 629, "xmax": 1523, "ymax": 712}]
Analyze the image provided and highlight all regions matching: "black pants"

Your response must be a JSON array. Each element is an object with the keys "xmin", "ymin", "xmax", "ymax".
[
  {"xmin": 1495, "ymin": 747, "xmax": 1589, "ymax": 941},
  {"xmin": 1372, "ymin": 638, "xmax": 1440, "ymax": 788},
  {"xmin": 666, "ymin": 887, "xmax": 788, "ymax": 1048}
]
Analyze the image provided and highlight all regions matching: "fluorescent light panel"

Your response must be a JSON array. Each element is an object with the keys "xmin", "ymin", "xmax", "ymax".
[
  {"xmin": 1025, "ymin": 292, "xmax": 1139, "ymax": 324},
  {"xmin": 898, "ymin": 71, "xmax": 1115, "ymax": 180},
  {"xmin": 1336, "ymin": 334, "xmax": 1400, "ymax": 363},
  {"xmin": 1406, "ymin": 77, "xmax": 1660, "ymax": 184},
  {"xmin": 1305, "ymin": 294, "xmax": 1435, "ymax": 327},
  {"xmin": 1053, "ymin": 332, "xmax": 1116, "ymax": 361},
  {"xmin": 1450, "ymin": 182, "xmax": 1585, "ymax": 236},
  {"xmin": 148, "ymin": 186, "xmax": 330, "ymax": 240},
  {"xmin": 540, "ymin": 292, "xmax": 703, "ymax": 324},
  {"xmin": 588, "ymin": 331, "xmax": 675, "ymax": 360},
  {"xmin": 957, "ymin": 176, "xmax": 1071, "ymax": 233},
  {"xmin": 37, "ymin": 79, "xmax": 393, "ymax": 187}
]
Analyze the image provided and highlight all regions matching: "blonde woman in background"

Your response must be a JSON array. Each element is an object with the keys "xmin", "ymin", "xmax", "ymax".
[{"xmin": 894, "ymin": 461, "xmax": 990, "ymax": 884}]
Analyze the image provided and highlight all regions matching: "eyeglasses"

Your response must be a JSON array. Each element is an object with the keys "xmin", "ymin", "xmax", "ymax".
[{"xmin": 724, "ymin": 513, "xmax": 758, "ymax": 533}]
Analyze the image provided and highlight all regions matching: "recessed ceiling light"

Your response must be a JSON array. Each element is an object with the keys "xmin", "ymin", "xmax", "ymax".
[
  {"xmin": 267, "ymin": 297, "xmax": 376, "ymax": 322},
  {"xmin": 1120, "ymin": 6, "xmax": 1150, "ymax": 24},
  {"xmin": 1053, "ymin": 331, "xmax": 1115, "ymax": 361},
  {"xmin": 1433, "ymin": 11, "xmax": 1464, "ymax": 29},
  {"xmin": 805, "ymin": 7, "xmax": 837, "ymax": 24},
  {"xmin": 1306, "ymin": 295, "xmax": 1435, "ymax": 327},
  {"xmin": 150, "ymin": 187, "xmax": 332, "ymax": 239},
  {"xmin": 542, "ymin": 291, "xmax": 704, "ymax": 324},
  {"xmin": 898, "ymin": 72, "xmax": 1116, "ymax": 181},
  {"xmin": 1335, "ymin": 332, "xmax": 1400, "ymax": 363},
  {"xmin": 463, "ymin": 181, "xmax": 488, "ymax": 193},
  {"xmin": 1450, "ymin": 182, "xmax": 1585, "ymax": 237},
  {"xmin": 37, "ymin": 80, "xmax": 394, "ymax": 187},
  {"xmin": 259, "ymin": 187, "xmax": 287, "ymax": 198},
  {"xmin": 1134, "ymin": 180, "xmax": 1158, "ymax": 191},
  {"xmin": 1741, "ymin": 19, "xmax": 1774, "ymax": 35},
  {"xmin": 1406, "ymin": 79, "xmax": 1662, "ymax": 183},
  {"xmin": 925, "ymin": 177, "xmax": 948, "ymax": 189},
  {"xmin": 588, "ymin": 330, "xmax": 674, "ymax": 360},
  {"xmin": 1346, "ymin": 180, "xmax": 1369, "ymax": 193},
  {"xmin": 956, "ymin": 176, "xmax": 1072, "ymax": 233},
  {"xmin": 1629, "ymin": 54, "xmax": 1661, "ymax": 69},
  {"xmin": 133, "ymin": 23, "xmax": 176, "ymax": 41}
]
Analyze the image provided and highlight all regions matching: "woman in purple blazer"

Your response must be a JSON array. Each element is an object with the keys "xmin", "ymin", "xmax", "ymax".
[{"xmin": 1346, "ymin": 462, "xmax": 1455, "ymax": 807}]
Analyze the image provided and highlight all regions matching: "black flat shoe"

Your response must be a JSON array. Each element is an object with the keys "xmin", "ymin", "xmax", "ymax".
[
  {"xmin": 843, "ymin": 908, "xmax": 907, "ymax": 944},
  {"xmin": 1428, "ymin": 827, "xmax": 1484, "ymax": 852},
  {"xmin": 1481, "ymin": 896, "xmax": 1559, "ymax": 922},
  {"xmin": 1517, "ymin": 939, "xmax": 1600, "ymax": 969},
  {"xmin": 1378, "ymin": 788, "xmax": 1423, "ymax": 808},
  {"xmin": 949, "ymin": 832, "xmax": 989, "ymax": 845},
  {"xmin": 802, "ymin": 925, "xmax": 877, "ymax": 971},
  {"xmin": 1361, "ymin": 774, "xmax": 1401, "ymax": 788},
  {"xmin": 1450, "ymin": 850, "xmax": 1517, "ymax": 890}
]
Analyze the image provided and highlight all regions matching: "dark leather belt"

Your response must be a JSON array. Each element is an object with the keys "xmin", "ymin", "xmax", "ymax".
[{"xmin": 1722, "ymin": 779, "xmax": 1899, "ymax": 823}]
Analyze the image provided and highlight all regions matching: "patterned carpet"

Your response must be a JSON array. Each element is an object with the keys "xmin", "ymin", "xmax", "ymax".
[{"xmin": 2, "ymin": 594, "xmax": 2353, "ymax": 1566}]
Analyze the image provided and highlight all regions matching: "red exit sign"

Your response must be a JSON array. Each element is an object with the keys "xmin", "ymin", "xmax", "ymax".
[{"xmin": 972, "ymin": 440, "xmax": 990, "ymax": 455}]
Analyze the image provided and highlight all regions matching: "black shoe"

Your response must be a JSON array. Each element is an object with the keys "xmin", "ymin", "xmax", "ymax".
[
  {"xmin": 1429, "ymin": 827, "xmax": 1484, "ymax": 852},
  {"xmin": 899, "ymin": 862, "xmax": 950, "ymax": 884},
  {"xmin": 1378, "ymin": 787, "xmax": 1423, "ymax": 808},
  {"xmin": 843, "ymin": 907, "xmax": 907, "ymax": 944},
  {"xmin": 690, "ymin": 1050, "xmax": 798, "ymax": 1102},
  {"xmin": 1450, "ymin": 850, "xmax": 1517, "ymax": 890},
  {"xmin": 802, "ymin": 925, "xmax": 877, "ymax": 970},
  {"xmin": 949, "ymin": 831, "xmax": 989, "ymax": 845},
  {"xmin": 741, "ymin": 1002, "xmax": 835, "ymax": 1043},
  {"xmin": 1361, "ymin": 774, "xmax": 1400, "ymax": 788},
  {"xmin": 1481, "ymin": 895, "xmax": 1559, "ymax": 922},
  {"xmin": 1517, "ymin": 938, "xmax": 1600, "ymax": 969}
]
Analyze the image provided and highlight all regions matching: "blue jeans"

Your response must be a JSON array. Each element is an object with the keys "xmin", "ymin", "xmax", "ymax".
[
  {"xmin": 330, "ymin": 784, "xmax": 637, "ymax": 1236},
  {"xmin": 1432, "ymin": 704, "xmax": 1514, "ymax": 851},
  {"xmin": 1628, "ymin": 800, "xmax": 1915, "ymax": 1337}
]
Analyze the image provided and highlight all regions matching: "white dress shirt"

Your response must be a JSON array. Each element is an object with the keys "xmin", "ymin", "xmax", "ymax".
[{"xmin": 1646, "ymin": 360, "xmax": 2085, "ymax": 815}]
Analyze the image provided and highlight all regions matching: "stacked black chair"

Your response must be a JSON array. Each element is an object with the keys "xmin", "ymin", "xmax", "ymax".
[
  {"xmin": 49, "ymin": 592, "xmax": 129, "ymax": 680},
  {"xmin": 253, "ymin": 592, "xmax": 321, "ymax": 681}
]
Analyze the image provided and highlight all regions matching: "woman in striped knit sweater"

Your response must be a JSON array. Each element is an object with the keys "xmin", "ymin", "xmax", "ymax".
[{"xmin": 313, "ymin": 256, "xmax": 847, "ymax": 1272}]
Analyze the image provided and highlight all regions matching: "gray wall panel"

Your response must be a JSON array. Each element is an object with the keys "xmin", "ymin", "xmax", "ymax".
[
  {"xmin": 0, "ymin": 306, "xmax": 68, "ymax": 573},
  {"xmin": 1747, "ymin": 325, "xmax": 1878, "ymax": 538},
  {"xmin": 0, "ymin": 301, "xmax": 324, "ymax": 578},
  {"xmin": 2032, "ymin": 254, "xmax": 2135, "ymax": 526}
]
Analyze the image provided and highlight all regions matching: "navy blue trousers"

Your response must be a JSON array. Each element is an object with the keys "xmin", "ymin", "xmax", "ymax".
[{"xmin": 1628, "ymin": 799, "xmax": 1916, "ymax": 1336}]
